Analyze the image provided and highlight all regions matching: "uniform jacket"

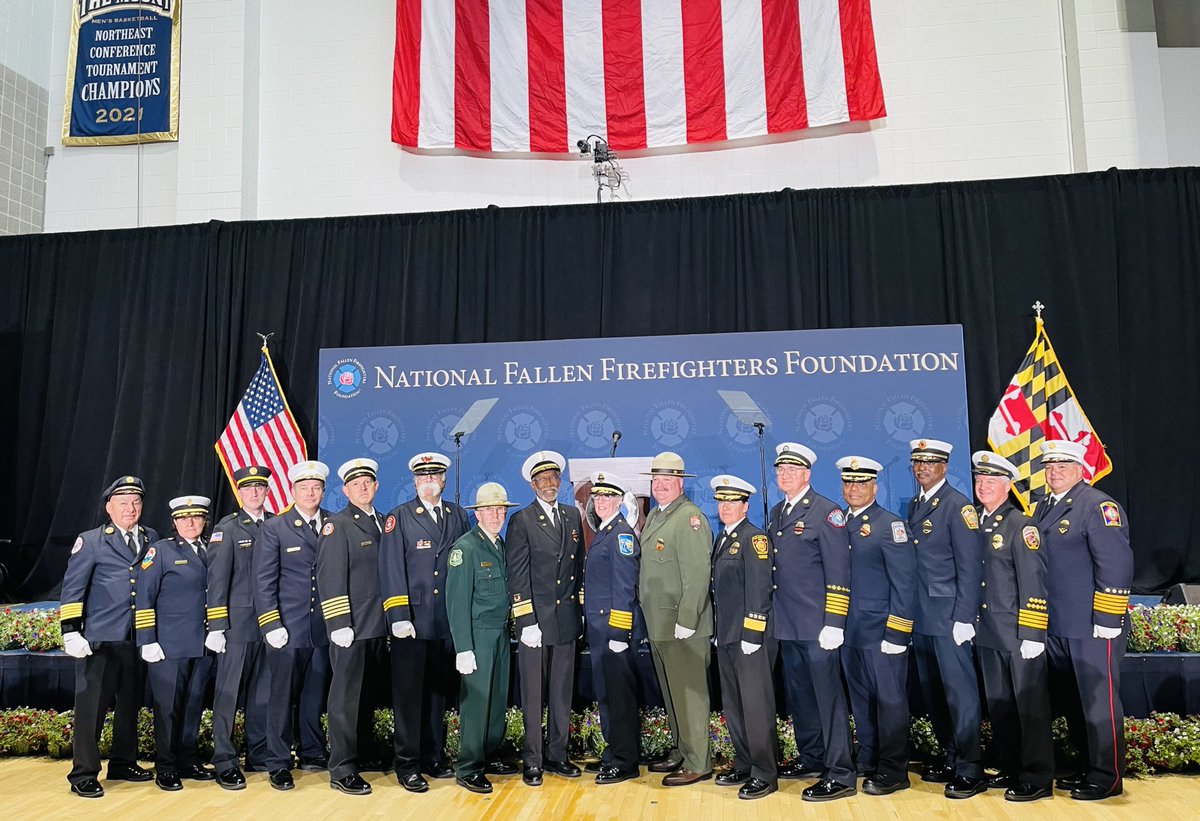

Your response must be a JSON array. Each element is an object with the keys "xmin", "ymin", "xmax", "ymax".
[
  {"xmin": 445, "ymin": 527, "xmax": 510, "ymax": 653},
  {"xmin": 253, "ymin": 507, "xmax": 332, "ymax": 647},
  {"xmin": 379, "ymin": 496, "xmax": 470, "ymax": 640},
  {"xmin": 638, "ymin": 494, "xmax": 714, "ymax": 642},
  {"xmin": 768, "ymin": 490, "xmax": 851, "ymax": 641},
  {"xmin": 135, "ymin": 535, "xmax": 208, "ymax": 659},
  {"xmin": 207, "ymin": 509, "xmax": 274, "ymax": 643},
  {"xmin": 976, "ymin": 501, "xmax": 1048, "ymax": 650},
  {"xmin": 584, "ymin": 515, "xmax": 645, "ymax": 643},
  {"xmin": 845, "ymin": 502, "xmax": 917, "ymax": 648},
  {"xmin": 906, "ymin": 481, "xmax": 982, "ymax": 635},
  {"xmin": 1035, "ymin": 480, "xmax": 1133, "ymax": 639},
  {"xmin": 505, "ymin": 499, "xmax": 585, "ymax": 644},
  {"xmin": 60, "ymin": 522, "xmax": 158, "ymax": 642},
  {"xmin": 316, "ymin": 503, "xmax": 386, "ymax": 641},
  {"xmin": 711, "ymin": 518, "xmax": 774, "ymax": 647}
]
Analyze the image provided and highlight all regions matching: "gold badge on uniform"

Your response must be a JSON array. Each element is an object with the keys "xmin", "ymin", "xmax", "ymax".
[
  {"xmin": 931, "ymin": 498, "xmax": 939, "ymax": 508},
  {"xmin": 1058, "ymin": 519, "xmax": 1070, "ymax": 535},
  {"xmin": 991, "ymin": 534, "xmax": 1003, "ymax": 550},
  {"xmin": 752, "ymin": 535, "xmax": 769, "ymax": 560},
  {"xmin": 921, "ymin": 520, "xmax": 933, "ymax": 535},
  {"xmin": 793, "ymin": 521, "xmax": 805, "ymax": 535},
  {"xmin": 961, "ymin": 505, "xmax": 979, "ymax": 530},
  {"xmin": 415, "ymin": 507, "xmax": 425, "ymax": 514},
  {"xmin": 859, "ymin": 523, "xmax": 871, "ymax": 537}
]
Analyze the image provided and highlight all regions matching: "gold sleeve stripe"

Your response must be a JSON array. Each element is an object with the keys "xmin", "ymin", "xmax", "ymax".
[
  {"xmin": 1018, "ymin": 610, "xmax": 1049, "ymax": 629},
  {"xmin": 886, "ymin": 615, "xmax": 913, "ymax": 633},
  {"xmin": 60, "ymin": 603, "xmax": 84, "ymax": 619},
  {"xmin": 134, "ymin": 610, "xmax": 156, "ymax": 627},
  {"xmin": 321, "ymin": 595, "xmax": 350, "ymax": 608},
  {"xmin": 743, "ymin": 616, "xmax": 767, "ymax": 632},
  {"xmin": 609, "ymin": 610, "xmax": 634, "ymax": 630},
  {"xmin": 1093, "ymin": 592, "xmax": 1129, "ymax": 615},
  {"xmin": 258, "ymin": 610, "xmax": 281, "ymax": 627},
  {"xmin": 512, "ymin": 602, "xmax": 534, "ymax": 618},
  {"xmin": 383, "ymin": 595, "xmax": 410, "ymax": 610},
  {"xmin": 206, "ymin": 607, "xmax": 229, "ymax": 620},
  {"xmin": 322, "ymin": 606, "xmax": 351, "ymax": 620},
  {"xmin": 825, "ymin": 593, "xmax": 850, "ymax": 615}
]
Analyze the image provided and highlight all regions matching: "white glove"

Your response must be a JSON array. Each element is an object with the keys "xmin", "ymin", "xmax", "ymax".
[
  {"xmin": 456, "ymin": 650, "xmax": 477, "ymax": 675},
  {"xmin": 880, "ymin": 640, "xmax": 907, "ymax": 655},
  {"xmin": 609, "ymin": 640, "xmax": 629, "ymax": 654},
  {"xmin": 140, "ymin": 642, "xmax": 165, "ymax": 663},
  {"xmin": 673, "ymin": 623, "xmax": 696, "ymax": 640},
  {"xmin": 392, "ymin": 620, "xmax": 417, "ymax": 639},
  {"xmin": 740, "ymin": 640, "xmax": 760, "ymax": 655},
  {"xmin": 520, "ymin": 624, "xmax": 543, "ymax": 648},
  {"xmin": 952, "ymin": 621, "xmax": 976, "ymax": 646},
  {"xmin": 818, "ymin": 626, "xmax": 844, "ymax": 650},
  {"xmin": 265, "ymin": 627, "xmax": 289, "ymax": 648},
  {"xmin": 1019, "ymin": 639, "xmax": 1045, "ymax": 659},
  {"xmin": 330, "ymin": 627, "xmax": 355, "ymax": 647},
  {"xmin": 62, "ymin": 631, "xmax": 92, "ymax": 658},
  {"xmin": 1093, "ymin": 623, "xmax": 1122, "ymax": 640},
  {"xmin": 205, "ymin": 630, "xmax": 227, "ymax": 654}
]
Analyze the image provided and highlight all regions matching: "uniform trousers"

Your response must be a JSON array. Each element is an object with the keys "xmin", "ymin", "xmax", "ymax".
[
  {"xmin": 263, "ymin": 645, "xmax": 330, "ymax": 770},
  {"xmin": 457, "ymin": 628, "xmax": 511, "ymax": 779},
  {"xmin": 210, "ymin": 639, "xmax": 270, "ymax": 771},
  {"xmin": 1046, "ymin": 634, "xmax": 1126, "ymax": 791},
  {"xmin": 716, "ymin": 639, "xmax": 778, "ymax": 785},
  {"xmin": 389, "ymin": 635, "xmax": 456, "ymax": 774},
  {"xmin": 842, "ymin": 646, "xmax": 910, "ymax": 780},
  {"xmin": 648, "ymin": 635, "xmax": 712, "ymax": 774},
  {"xmin": 147, "ymin": 655, "xmax": 214, "ymax": 774},
  {"xmin": 912, "ymin": 633, "xmax": 983, "ymax": 777},
  {"xmin": 585, "ymin": 622, "xmax": 639, "ymax": 771},
  {"xmin": 977, "ymin": 645, "xmax": 1053, "ymax": 787},
  {"xmin": 327, "ymin": 637, "xmax": 387, "ymax": 780},
  {"xmin": 517, "ymin": 639, "xmax": 576, "ymax": 767},
  {"xmin": 780, "ymin": 638, "xmax": 855, "ymax": 785},
  {"xmin": 68, "ymin": 640, "xmax": 143, "ymax": 784}
]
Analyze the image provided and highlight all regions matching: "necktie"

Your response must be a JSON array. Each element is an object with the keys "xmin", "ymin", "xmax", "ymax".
[
  {"xmin": 919, "ymin": 494, "xmax": 927, "ymax": 505},
  {"xmin": 309, "ymin": 518, "xmax": 319, "ymax": 535},
  {"xmin": 549, "ymin": 505, "xmax": 559, "ymax": 529},
  {"xmin": 125, "ymin": 531, "xmax": 137, "ymax": 557},
  {"xmin": 431, "ymin": 506, "xmax": 440, "ymax": 524},
  {"xmin": 374, "ymin": 514, "xmax": 383, "ymax": 533},
  {"xmin": 783, "ymin": 501, "xmax": 794, "ymax": 519}
]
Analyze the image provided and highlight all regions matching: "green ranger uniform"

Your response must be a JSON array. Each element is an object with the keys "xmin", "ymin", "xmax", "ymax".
[{"xmin": 446, "ymin": 526, "xmax": 511, "ymax": 779}]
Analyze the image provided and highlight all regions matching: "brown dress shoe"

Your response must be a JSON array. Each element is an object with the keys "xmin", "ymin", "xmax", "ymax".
[{"xmin": 662, "ymin": 768, "xmax": 713, "ymax": 787}]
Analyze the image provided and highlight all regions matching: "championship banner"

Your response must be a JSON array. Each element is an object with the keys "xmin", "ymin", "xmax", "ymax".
[
  {"xmin": 63, "ymin": 0, "xmax": 181, "ymax": 146},
  {"xmin": 318, "ymin": 326, "xmax": 970, "ymax": 523}
]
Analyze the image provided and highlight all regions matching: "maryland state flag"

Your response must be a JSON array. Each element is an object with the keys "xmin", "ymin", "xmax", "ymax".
[{"xmin": 987, "ymin": 315, "xmax": 1112, "ymax": 514}]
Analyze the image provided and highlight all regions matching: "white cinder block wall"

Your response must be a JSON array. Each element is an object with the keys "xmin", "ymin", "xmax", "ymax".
[{"xmin": 29, "ymin": 0, "xmax": 1192, "ymax": 233}]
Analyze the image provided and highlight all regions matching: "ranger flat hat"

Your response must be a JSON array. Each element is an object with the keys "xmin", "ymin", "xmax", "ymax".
[
  {"xmin": 641, "ymin": 451, "xmax": 695, "ymax": 478},
  {"xmin": 465, "ymin": 482, "xmax": 520, "ymax": 509}
]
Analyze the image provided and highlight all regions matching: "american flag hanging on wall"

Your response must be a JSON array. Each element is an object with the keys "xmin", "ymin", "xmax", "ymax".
[{"xmin": 392, "ymin": 0, "xmax": 886, "ymax": 153}]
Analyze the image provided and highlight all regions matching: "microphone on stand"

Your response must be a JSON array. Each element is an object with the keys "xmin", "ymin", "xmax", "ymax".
[{"xmin": 610, "ymin": 430, "xmax": 622, "ymax": 457}]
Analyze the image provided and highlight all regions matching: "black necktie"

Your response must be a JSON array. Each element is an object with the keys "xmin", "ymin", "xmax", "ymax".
[
  {"xmin": 125, "ymin": 531, "xmax": 136, "ymax": 557},
  {"xmin": 549, "ymin": 505, "xmax": 559, "ymax": 529},
  {"xmin": 309, "ymin": 518, "xmax": 319, "ymax": 535},
  {"xmin": 374, "ymin": 514, "xmax": 383, "ymax": 533},
  {"xmin": 919, "ymin": 494, "xmax": 926, "ymax": 505},
  {"xmin": 783, "ymin": 501, "xmax": 794, "ymax": 519}
]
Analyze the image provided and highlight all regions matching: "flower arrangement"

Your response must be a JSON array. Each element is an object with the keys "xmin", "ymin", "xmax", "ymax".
[{"xmin": 0, "ymin": 609, "xmax": 62, "ymax": 652}]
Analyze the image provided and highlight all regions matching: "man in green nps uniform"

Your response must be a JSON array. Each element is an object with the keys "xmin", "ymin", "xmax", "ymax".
[
  {"xmin": 639, "ymin": 452, "xmax": 714, "ymax": 786},
  {"xmin": 446, "ymin": 482, "xmax": 520, "ymax": 794}
]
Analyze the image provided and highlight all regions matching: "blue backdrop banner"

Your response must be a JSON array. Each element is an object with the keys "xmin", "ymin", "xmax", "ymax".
[{"xmin": 318, "ymin": 326, "xmax": 971, "ymax": 523}]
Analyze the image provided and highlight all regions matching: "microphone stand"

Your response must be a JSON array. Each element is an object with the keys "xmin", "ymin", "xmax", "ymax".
[{"xmin": 754, "ymin": 422, "xmax": 768, "ymax": 525}]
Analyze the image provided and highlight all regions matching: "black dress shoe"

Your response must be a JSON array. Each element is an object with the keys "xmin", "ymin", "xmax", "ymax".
[
  {"xmin": 268, "ymin": 769, "xmax": 295, "ymax": 791},
  {"xmin": 71, "ymin": 778, "xmax": 105, "ymax": 798},
  {"xmin": 778, "ymin": 760, "xmax": 823, "ymax": 780},
  {"xmin": 1006, "ymin": 783, "xmax": 1053, "ymax": 802},
  {"xmin": 544, "ymin": 759, "xmax": 581, "ymax": 778},
  {"xmin": 1055, "ymin": 773, "xmax": 1086, "ymax": 790},
  {"xmin": 921, "ymin": 763, "xmax": 954, "ymax": 783},
  {"xmin": 484, "ymin": 760, "xmax": 518, "ymax": 776},
  {"xmin": 299, "ymin": 756, "xmax": 329, "ymax": 770},
  {"xmin": 1071, "ymin": 783, "xmax": 1122, "ymax": 801},
  {"xmin": 215, "ymin": 767, "xmax": 246, "ymax": 790},
  {"xmin": 715, "ymin": 768, "xmax": 750, "ymax": 786},
  {"xmin": 863, "ymin": 773, "xmax": 910, "ymax": 795},
  {"xmin": 945, "ymin": 775, "xmax": 988, "ymax": 799},
  {"xmin": 803, "ymin": 778, "xmax": 857, "ymax": 801},
  {"xmin": 423, "ymin": 761, "xmax": 454, "ymax": 779},
  {"xmin": 648, "ymin": 755, "xmax": 683, "ymax": 774},
  {"xmin": 738, "ymin": 778, "xmax": 778, "ymax": 800},
  {"xmin": 331, "ymin": 773, "xmax": 372, "ymax": 795},
  {"xmin": 596, "ymin": 765, "xmax": 638, "ymax": 785},
  {"xmin": 457, "ymin": 773, "xmax": 493, "ymax": 793},
  {"xmin": 155, "ymin": 771, "xmax": 183, "ymax": 792},
  {"xmin": 585, "ymin": 761, "xmax": 603, "ymax": 773},
  {"xmin": 523, "ymin": 766, "xmax": 543, "ymax": 786},
  {"xmin": 107, "ymin": 763, "xmax": 153, "ymax": 782},
  {"xmin": 179, "ymin": 763, "xmax": 215, "ymax": 781},
  {"xmin": 399, "ymin": 772, "xmax": 429, "ymax": 793},
  {"xmin": 988, "ymin": 772, "xmax": 1015, "ymax": 789}
]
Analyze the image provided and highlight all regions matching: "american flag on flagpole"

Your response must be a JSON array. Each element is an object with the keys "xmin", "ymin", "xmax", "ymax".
[
  {"xmin": 215, "ymin": 344, "xmax": 308, "ymax": 514},
  {"xmin": 392, "ymin": 0, "xmax": 886, "ymax": 153}
]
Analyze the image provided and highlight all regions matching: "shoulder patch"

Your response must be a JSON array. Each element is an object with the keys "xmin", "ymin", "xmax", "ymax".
[
  {"xmin": 1099, "ymin": 501, "xmax": 1122, "ymax": 528},
  {"xmin": 141, "ymin": 546, "xmax": 157, "ymax": 569},
  {"xmin": 826, "ymin": 509, "xmax": 846, "ymax": 528},
  {"xmin": 961, "ymin": 505, "xmax": 979, "ymax": 530},
  {"xmin": 618, "ymin": 533, "xmax": 635, "ymax": 556},
  {"xmin": 752, "ymin": 534, "xmax": 769, "ymax": 559},
  {"xmin": 689, "ymin": 514, "xmax": 702, "ymax": 532},
  {"xmin": 448, "ymin": 548, "xmax": 463, "ymax": 567},
  {"xmin": 71, "ymin": 536, "xmax": 84, "ymax": 554},
  {"xmin": 321, "ymin": 522, "xmax": 335, "ymax": 536},
  {"xmin": 890, "ymin": 522, "xmax": 908, "ymax": 543},
  {"xmin": 1022, "ymin": 526, "xmax": 1040, "ymax": 550},
  {"xmin": 210, "ymin": 531, "xmax": 224, "ymax": 543},
  {"xmin": 384, "ymin": 514, "xmax": 397, "ymax": 534}
]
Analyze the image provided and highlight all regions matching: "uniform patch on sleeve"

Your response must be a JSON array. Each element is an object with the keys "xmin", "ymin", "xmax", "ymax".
[
  {"xmin": 321, "ymin": 522, "xmax": 335, "ymax": 536},
  {"xmin": 71, "ymin": 536, "xmax": 84, "ymax": 554},
  {"xmin": 827, "ymin": 509, "xmax": 846, "ymax": 528},
  {"xmin": 890, "ymin": 522, "xmax": 908, "ymax": 543},
  {"xmin": 210, "ymin": 531, "xmax": 224, "ymax": 543},
  {"xmin": 689, "ymin": 515, "xmax": 701, "ymax": 531},
  {"xmin": 140, "ymin": 546, "xmax": 157, "ymax": 569},
  {"xmin": 961, "ymin": 505, "xmax": 979, "ymax": 530},
  {"xmin": 448, "ymin": 548, "xmax": 463, "ymax": 567},
  {"xmin": 1099, "ymin": 501, "xmax": 1122, "ymax": 528},
  {"xmin": 384, "ymin": 515, "xmax": 397, "ymax": 534},
  {"xmin": 618, "ymin": 533, "xmax": 635, "ymax": 556},
  {"xmin": 752, "ymin": 534, "xmax": 769, "ymax": 559},
  {"xmin": 1022, "ymin": 526, "xmax": 1040, "ymax": 549}
]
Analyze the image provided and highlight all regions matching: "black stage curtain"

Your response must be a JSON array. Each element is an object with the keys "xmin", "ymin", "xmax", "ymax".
[{"xmin": 1, "ymin": 167, "xmax": 1197, "ymax": 599}]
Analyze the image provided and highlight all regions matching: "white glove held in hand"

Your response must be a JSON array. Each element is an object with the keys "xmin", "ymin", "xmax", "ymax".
[
  {"xmin": 880, "ymin": 640, "xmax": 907, "ymax": 655},
  {"xmin": 740, "ymin": 640, "xmax": 760, "ymax": 655},
  {"xmin": 1093, "ymin": 624, "xmax": 1122, "ymax": 640},
  {"xmin": 140, "ymin": 642, "xmax": 165, "ymax": 663},
  {"xmin": 205, "ymin": 630, "xmax": 227, "ymax": 654},
  {"xmin": 392, "ymin": 620, "xmax": 416, "ymax": 639},
  {"xmin": 673, "ymin": 623, "xmax": 696, "ymax": 640},
  {"xmin": 265, "ymin": 627, "xmax": 289, "ymax": 649},
  {"xmin": 62, "ymin": 632, "xmax": 92, "ymax": 658},
  {"xmin": 456, "ymin": 650, "xmax": 477, "ymax": 675},
  {"xmin": 952, "ymin": 621, "xmax": 976, "ymax": 646},
  {"xmin": 818, "ymin": 626, "xmax": 844, "ymax": 650},
  {"xmin": 330, "ymin": 627, "xmax": 355, "ymax": 648},
  {"xmin": 608, "ymin": 640, "xmax": 629, "ymax": 654},
  {"xmin": 1019, "ymin": 640, "xmax": 1045, "ymax": 659},
  {"xmin": 520, "ymin": 624, "xmax": 543, "ymax": 648}
]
